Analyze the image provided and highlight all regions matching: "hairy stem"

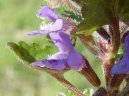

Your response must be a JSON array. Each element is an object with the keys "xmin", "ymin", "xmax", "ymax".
[
  {"xmin": 104, "ymin": 21, "xmax": 120, "ymax": 95},
  {"xmin": 99, "ymin": 21, "xmax": 120, "ymax": 95},
  {"xmin": 51, "ymin": 73, "xmax": 85, "ymax": 96},
  {"xmin": 102, "ymin": 58, "xmax": 114, "ymax": 90},
  {"xmin": 31, "ymin": 66, "xmax": 84, "ymax": 96},
  {"xmin": 111, "ymin": 22, "xmax": 120, "ymax": 55}
]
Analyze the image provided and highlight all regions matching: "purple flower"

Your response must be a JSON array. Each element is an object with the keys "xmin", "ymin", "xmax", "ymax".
[
  {"xmin": 28, "ymin": 6, "xmax": 75, "ymax": 35},
  {"xmin": 32, "ymin": 32, "xmax": 85, "ymax": 71},
  {"xmin": 111, "ymin": 34, "xmax": 129, "ymax": 74},
  {"xmin": 36, "ymin": 6, "xmax": 59, "ymax": 22},
  {"xmin": 28, "ymin": 6, "xmax": 86, "ymax": 71}
]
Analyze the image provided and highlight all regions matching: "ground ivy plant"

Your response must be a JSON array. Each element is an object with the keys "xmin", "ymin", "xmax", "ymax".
[{"xmin": 7, "ymin": 0, "xmax": 129, "ymax": 96}]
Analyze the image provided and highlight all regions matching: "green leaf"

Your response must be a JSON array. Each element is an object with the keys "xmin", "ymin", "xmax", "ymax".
[
  {"xmin": 115, "ymin": 0, "xmax": 129, "ymax": 20},
  {"xmin": 54, "ymin": 7, "xmax": 82, "ymax": 22},
  {"xmin": 18, "ymin": 41, "xmax": 31, "ymax": 51},
  {"xmin": 34, "ymin": 45, "xmax": 57, "ymax": 60},
  {"xmin": 7, "ymin": 42, "xmax": 36, "ymax": 64},
  {"xmin": 78, "ymin": 0, "xmax": 116, "ymax": 35},
  {"xmin": 29, "ymin": 42, "xmax": 41, "ymax": 58},
  {"xmin": 78, "ymin": 0, "xmax": 129, "ymax": 35},
  {"xmin": 7, "ymin": 41, "xmax": 57, "ymax": 65}
]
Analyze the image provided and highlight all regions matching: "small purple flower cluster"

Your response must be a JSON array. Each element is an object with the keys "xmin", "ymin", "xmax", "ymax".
[{"xmin": 28, "ymin": 6, "xmax": 86, "ymax": 71}]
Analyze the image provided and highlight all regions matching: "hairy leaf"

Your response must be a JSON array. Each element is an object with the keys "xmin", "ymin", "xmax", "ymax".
[
  {"xmin": 7, "ymin": 42, "xmax": 36, "ymax": 64},
  {"xmin": 7, "ymin": 41, "xmax": 57, "ymax": 65}
]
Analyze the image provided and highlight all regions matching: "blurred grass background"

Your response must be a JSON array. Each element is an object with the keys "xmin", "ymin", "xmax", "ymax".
[{"xmin": 0, "ymin": 0, "xmax": 104, "ymax": 96}]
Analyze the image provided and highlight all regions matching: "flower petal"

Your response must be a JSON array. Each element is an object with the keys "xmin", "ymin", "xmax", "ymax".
[
  {"xmin": 67, "ymin": 50, "xmax": 85, "ymax": 71},
  {"xmin": 111, "ymin": 56, "xmax": 129, "ymax": 74},
  {"xmin": 40, "ymin": 19, "xmax": 63, "ymax": 32},
  {"xmin": 31, "ymin": 59, "xmax": 68, "ymax": 70},
  {"xmin": 45, "ymin": 19, "xmax": 63, "ymax": 31},
  {"xmin": 47, "ymin": 51, "xmax": 68, "ymax": 60},
  {"xmin": 27, "ymin": 19, "xmax": 63, "ymax": 35},
  {"xmin": 36, "ymin": 6, "xmax": 59, "ymax": 22},
  {"xmin": 27, "ymin": 30, "xmax": 49, "ymax": 35},
  {"xmin": 49, "ymin": 32, "xmax": 74, "ymax": 52}
]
